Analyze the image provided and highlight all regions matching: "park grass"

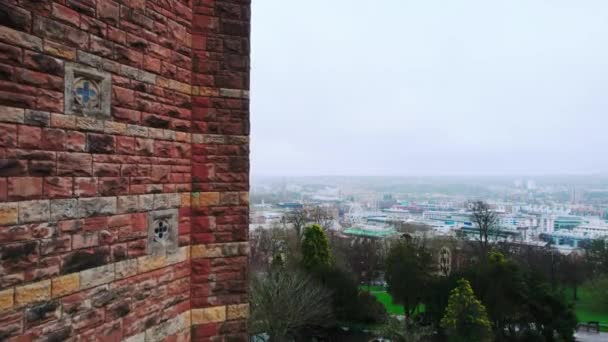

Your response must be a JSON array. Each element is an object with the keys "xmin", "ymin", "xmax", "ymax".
[
  {"xmin": 566, "ymin": 287, "xmax": 608, "ymax": 332},
  {"xmin": 359, "ymin": 285, "xmax": 425, "ymax": 316}
]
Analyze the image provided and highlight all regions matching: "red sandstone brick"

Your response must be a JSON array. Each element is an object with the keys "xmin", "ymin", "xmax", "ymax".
[
  {"xmin": 18, "ymin": 125, "xmax": 42, "ymax": 149},
  {"xmin": 0, "ymin": 42, "xmax": 22, "ymax": 65},
  {"xmin": 72, "ymin": 232, "xmax": 99, "ymax": 249},
  {"xmin": 90, "ymin": 35, "xmax": 113, "ymax": 57},
  {"xmin": 0, "ymin": 178, "xmax": 6, "ymax": 201},
  {"xmin": 36, "ymin": 88, "xmax": 63, "ymax": 112},
  {"xmin": 83, "ymin": 216, "xmax": 109, "ymax": 232},
  {"xmin": 93, "ymin": 163, "xmax": 121, "ymax": 177},
  {"xmin": 99, "ymin": 177, "xmax": 129, "ymax": 196},
  {"xmin": 52, "ymin": 3, "xmax": 81, "ymax": 26},
  {"xmin": 74, "ymin": 177, "xmax": 97, "ymax": 197},
  {"xmin": 58, "ymin": 219, "xmax": 80, "ymax": 233},
  {"xmin": 42, "ymin": 128, "xmax": 66, "ymax": 150},
  {"xmin": 115, "ymin": 136, "xmax": 136, "ymax": 155},
  {"xmin": 66, "ymin": 131, "xmax": 86, "ymax": 152},
  {"xmin": 80, "ymin": 14, "xmax": 108, "ymax": 37},
  {"xmin": 0, "ymin": 123, "xmax": 17, "ymax": 147},
  {"xmin": 44, "ymin": 177, "xmax": 74, "ymax": 198},
  {"xmin": 58, "ymin": 152, "xmax": 92, "ymax": 176},
  {"xmin": 8, "ymin": 177, "xmax": 43, "ymax": 200},
  {"xmin": 143, "ymin": 56, "xmax": 161, "ymax": 73},
  {"xmin": 107, "ymin": 26, "xmax": 126, "ymax": 44}
]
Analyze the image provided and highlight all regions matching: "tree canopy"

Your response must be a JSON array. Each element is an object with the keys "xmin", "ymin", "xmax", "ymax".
[
  {"xmin": 301, "ymin": 224, "xmax": 331, "ymax": 271},
  {"xmin": 385, "ymin": 239, "xmax": 433, "ymax": 319},
  {"xmin": 440, "ymin": 279, "xmax": 492, "ymax": 342}
]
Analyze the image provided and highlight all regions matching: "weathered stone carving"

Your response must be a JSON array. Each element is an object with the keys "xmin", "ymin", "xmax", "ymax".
[
  {"xmin": 64, "ymin": 63, "xmax": 111, "ymax": 118},
  {"xmin": 147, "ymin": 209, "xmax": 178, "ymax": 256}
]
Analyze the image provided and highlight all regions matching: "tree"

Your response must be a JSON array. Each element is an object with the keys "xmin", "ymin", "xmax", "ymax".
[
  {"xmin": 583, "ymin": 238, "xmax": 608, "ymax": 276},
  {"xmin": 524, "ymin": 274, "xmax": 577, "ymax": 342},
  {"xmin": 440, "ymin": 279, "xmax": 492, "ymax": 342},
  {"xmin": 385, "ymin": 239, "xmax": 433, "ymax": 324},
  {"xmin": 559, "ymin": 253, "xmax": 590, "ymax": 300},
  {"xmin": 249, "ymin": 270, "xmax": 333, "ymax": 341},
  {"xmin": 315, "ymin": 265, "xmax": 387, "ymax": 324},
  {"xmin": 470, "ymin": 251, "xmax": 527, "ymax": 340},
  {"xmin": 301, "ymin": 224, "xmax": 331, "ymax": 271},
  {"xmin": 584, "ymin": 274, "xmax": 608, "ymax": 311},
  {"xmin": 283, "ymin": 208, "xmax": 308, "ymax": 239},
  {"xmin": 380, "ymin": 317, "xmax": 433, "ymax": 342},
  {"xmin": 309, "ymin": 205, "xmax": 334, "ymax": 230},
  {"xmin": 469, "ymin": 201, "xmax": 499, "ymax": 257}
]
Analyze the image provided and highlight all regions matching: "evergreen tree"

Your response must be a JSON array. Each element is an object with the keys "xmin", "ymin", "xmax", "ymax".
[
  {"xmin": 385, "ymin": 239, "xmax": 433, "ymax": 321},
  {"xmin": 301, "ymin": 224, "xmax": 331, "ymax": 270},
  {"xmin": 441, "ymin": 279, "xmax": 492, "ymax": 342}
]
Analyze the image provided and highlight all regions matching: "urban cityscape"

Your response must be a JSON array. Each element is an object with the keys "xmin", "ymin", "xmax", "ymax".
[{"xmin": 251, "ymin": 175, "xmax": 608, "ymax": 252}]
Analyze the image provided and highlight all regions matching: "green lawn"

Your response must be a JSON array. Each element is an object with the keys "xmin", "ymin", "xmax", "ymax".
[
  {"xmin": 359, "ymin": 285, "xmax": 425, "ymax": 316},
  {"xmin": 567, "ymin": 287, "xmax": 608, "ymax": 332}
]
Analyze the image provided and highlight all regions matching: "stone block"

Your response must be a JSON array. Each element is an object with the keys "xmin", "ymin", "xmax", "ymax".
[
  {"xmin": 137, "ymin": 254, "xmax": 167, "ymax": 273},
  {"xmin": 117, "ymin": 195, "xmax": 138, "ymax": 214},
  {"xmin": 138, "ymin": 194, "xmax": 154, "ymax": 211},
  {"xmin": 114, "ymin": 258, "xmax": 138, "ymax": 279},
  {"xmin": 145, "ymin": 313, "xmax": 188, "ymax": 342},
  {"xmin": 19, "ymin": 200, "xmax": 50, "ymax": 223},
  {"xmin": 153, "ymin": 193, "xmax": 180, "ymax": 210},
  {"xmin": 79, "ymin": 263, "xmax": 114, "ymax": 289},
  {"xmin": 0, "ymin": 202, "xmax": 18, "ymax": 225},
  {"xmin": 15, "ymin": 280, "xmax": 51, "ymax": 306},
  {"xmin": 227, "ymin": 303, "xmax": 249, "ymax": 320},
  {"xmin": 0, "ymin": 288, "xmax": 14, "ymax": 310},
  {"xmin": 51, "ymin": 273, "xmax": 80, "ymax": 298},
  {"xmin": 191, "ymin": 244, "xmax": 223, "ymax": 259},
  {"xmin": 192, "ymin": 306, "xmax": 226, "ymax": 325},
  {"xmin": 78, "ymin": 197, "xmax": 117, "ymax": 218},
  {"xmin": 50, "ymin": 198, "xmax": 78, "ymax": 221},
  {"xmin": 198, "ymin": 192, "xmax": 220, "ymax": 207},
  {"xmin": 0, "ymin": 105, "xmax": 25, "ymax": 123}
]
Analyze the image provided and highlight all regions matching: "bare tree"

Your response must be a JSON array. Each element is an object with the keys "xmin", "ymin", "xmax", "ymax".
[
  {"xmin": 249, "ymin": 270, "xmax": 333, "ymax": 341},
  {"xmin": 309, "ymin": 205, "xmax": 334, "ymax": 231},
  {"xmin": 283, "ymin": 206, "xmax": 334, "ymax": 238},
  {"xmin": 282, "ymin": 209, "xmax": 308, "ymax": 238},
  {"xmin": 470, "ymin": 201, "xmax": 499, "ymax": 258}
]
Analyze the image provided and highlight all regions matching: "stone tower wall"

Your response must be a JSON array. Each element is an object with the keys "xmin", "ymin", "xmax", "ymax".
[{"xmin": 0, "ymin": 0, "xmax": 250, "ymax": 340}]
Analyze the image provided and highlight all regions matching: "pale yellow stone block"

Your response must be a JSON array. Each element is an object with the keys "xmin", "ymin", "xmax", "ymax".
[
  {"xmin": 104, "ymin": 121, "xmax": 127, "ymax": 135},
  {"xmin": 198, "ymin": 87, "xmax": 219, "ymax": 97},
  {"xmin": 191, "ymin": 306, "xmax": 226, "ymax": 324},
  {"xmin": 239, "ymin": 192, "xmax": 250, "ymax": 205},
  {"xmin": 0, "ymin": 288, "xmax": 14, "ymax": 311},
  {"xmin": 180, "ymin": 193, "xmax": 191, "ymax": 208},
  {"xmin": 138, "ymin": 255, "xmax": 167, "ymax": 273},
  {"xmin": 227, "ymin": 303, "xmax": 249, "ymax": 320},
  {"xmin": 198, "ymin": 192, "xmax": 219, "ymax": 207},
  {"xmin": 0, "ymin": 203, "xmax": 18, "ymax": 225},
  {"xmin": 15, "ymin": 280, "xmax": 51, "ymax": 306},
  {"xmin": 51, "ymin": 274, "xmax": 80, "ymax": 298},
  {"xmin": 191, "ymin": 244, "xmax": 223, "ymax": 259}
]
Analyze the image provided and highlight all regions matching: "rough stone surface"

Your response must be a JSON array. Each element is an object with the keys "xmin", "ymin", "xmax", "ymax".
[
  {"xmin": 51, "ymin": 274, "xmax": 79, "ymax": 298},
  {"xmin": 192, "ymin": 306, "xmax": 227, "ymax": 325},
  {"xmin": 15, "ymin": 280, "xmax": 51, "ymax": 306},
  {"xmin": 0, "ymin": 0, "xmax": 250, "ymax": 339}
]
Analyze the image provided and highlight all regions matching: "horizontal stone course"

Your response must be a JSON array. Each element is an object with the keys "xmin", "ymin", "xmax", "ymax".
[{"xmin": 0, "ymin": 193, "xmax": 188, "ymax": 225}]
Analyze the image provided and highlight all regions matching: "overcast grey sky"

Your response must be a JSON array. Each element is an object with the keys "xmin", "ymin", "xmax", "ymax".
[{"xmin": 251, "ymin": 0, "xmax": 608, "ymax": 177}]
